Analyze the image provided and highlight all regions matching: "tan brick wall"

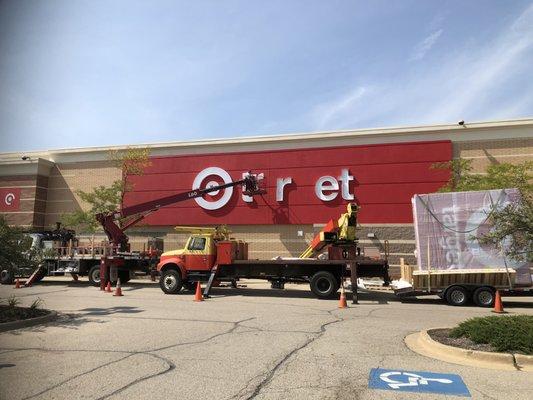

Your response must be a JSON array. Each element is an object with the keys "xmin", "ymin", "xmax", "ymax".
[
  {"xmin": 44, "ymin": 161, "xmax": 121, "ymax": 227},
  {"xmin": 0, "ymin": 175, "xmax": 47, "ymax": 228},
  {"xmin": 454, "ymin": 137, "xmax": 533, "ymax": 172}
]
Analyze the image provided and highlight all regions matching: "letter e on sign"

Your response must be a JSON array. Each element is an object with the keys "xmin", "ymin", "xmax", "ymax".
[{"xmin": 315, "ymin": 176, "xmax": 339, "ymax": 201}]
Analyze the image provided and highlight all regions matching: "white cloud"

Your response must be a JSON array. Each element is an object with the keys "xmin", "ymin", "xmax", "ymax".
[
  {"xmin": 409, "ymin": 29, "xmax": 443, "ymax": 61},
  {"xmin": 308, "ymin": 4, "xmax": 533, "ymax": 130},
  {"xmin": 313, "ymin": 86, "xmax": 368, "ymax": 129}
]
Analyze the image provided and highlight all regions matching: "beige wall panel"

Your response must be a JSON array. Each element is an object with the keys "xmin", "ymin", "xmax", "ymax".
[
  {"xmin": 454, "ymin": 138, "xmax": 533, "ymax": 173},
  {"xmin": 44, "ymin": 161, "xmax": 121, "ymax": 228}
]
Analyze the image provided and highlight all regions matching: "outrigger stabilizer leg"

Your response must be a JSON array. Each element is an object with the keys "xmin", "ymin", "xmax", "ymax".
[{"xmin": 203, "ymin": 264, "xmax": 219, "ymax": 298}]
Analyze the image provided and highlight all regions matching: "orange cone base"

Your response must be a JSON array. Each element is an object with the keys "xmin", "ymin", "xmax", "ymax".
[
  {"xmin": 492, "ymin": 290, "xmax": 506, "ymax": 314},
  {"xmin": 105, "ymin": 282, "xmax": 112, "ymax": 293},
  {"xmin": 113, "ymin": 288, "xmax": 123, "ymax": 297},
  {"xmin": 194, "ymin": 281, "xmax": 204, "ymax": 302},
  {"xmin": 338, "ymin": 294, "xmax": 347, "ymax": 309}
]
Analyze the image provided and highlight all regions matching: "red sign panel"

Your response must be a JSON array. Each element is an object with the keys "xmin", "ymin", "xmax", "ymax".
[
  {"xmin": 0, "ymin": 188, "xmax": 21, "ymax": 211},
  {"xmin": 123, "ymin": 141, "xmax": 452, "ymax": 225}
]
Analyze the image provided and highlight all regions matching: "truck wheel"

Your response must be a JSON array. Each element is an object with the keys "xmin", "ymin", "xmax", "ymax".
[
  {"xmin": 88, "ymin": 265, "xmax": 101, "ymax": 287},
  {"xmin": 445, "ymin": 286, "xmax": 469, "ymax": 306},
  {"xmin": 160, "ymin": 269, "xmax": 182, "ymax": 294},
  {"xmin": 118, "ymin": 270, "xmax": 131, "ymax": 284},
  {"xmin": 310, "ymin": 271, "xmax": 340, "ymax": 299},
  {"xmin": 473, "ymin": 287, "xmax": 495, "ymax": 307},
  {"xmin": 0, "ymin": 269, "xmax": 14, "ymax": 285}
]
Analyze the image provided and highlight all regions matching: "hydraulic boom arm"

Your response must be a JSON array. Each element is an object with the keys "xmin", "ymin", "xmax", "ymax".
[
  {"xmin": 96, "ymin": 172, "xmax": 264, "ymax": 251},
  {"xmin": 299, "ymin": 203, "xmax": 359, "ymax": 258}
]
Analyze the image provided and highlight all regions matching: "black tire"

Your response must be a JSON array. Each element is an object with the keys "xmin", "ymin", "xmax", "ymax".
[
  {"xmin": 310, "ymin": 271, "xmax": 340, "ymax": 299},
  {"xmin": 445, "ymin": 286, "xmax": 469, "ymax": 306},
  {"xmin": 88, "ymin": 265, "xmax": 101, "ymax": 287},
  {"xmin": 0, "ymin": 268, "xmax": 14, "ymax": 285},
  {"xmin": 160, "ymin": 269, "xmax": 183, "ymax": 294},
  {"xmin": 473, "ymin": 287, "xmax": 495, "ymax": 307},
  {"xmin": 118, "ymin": 270, "xmax": 131, "ymax": 284}
]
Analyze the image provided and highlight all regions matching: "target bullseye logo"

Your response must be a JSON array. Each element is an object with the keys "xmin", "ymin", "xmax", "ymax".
[
  {"xmin": 4, "ymin": 192, "xmax": 16, "ymax": 206},
  {"xmin": 192, "ymin": 167, "xmax": 233, "ymax": 210}
]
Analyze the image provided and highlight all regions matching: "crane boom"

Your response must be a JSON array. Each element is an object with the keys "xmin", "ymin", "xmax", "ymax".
[{"xmin": 96, "ymin": 172, "xmax": 264, "ymax": 251}]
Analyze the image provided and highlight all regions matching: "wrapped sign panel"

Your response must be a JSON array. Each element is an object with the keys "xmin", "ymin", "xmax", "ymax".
[{"xmin": 412, "ymin": 189, "xmax": 531, "ymax": 285}]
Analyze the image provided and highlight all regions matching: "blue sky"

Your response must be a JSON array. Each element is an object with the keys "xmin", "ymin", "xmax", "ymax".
[{"xmin": 1, "ymin": 0, "xmax": 532, "ymax": 152}]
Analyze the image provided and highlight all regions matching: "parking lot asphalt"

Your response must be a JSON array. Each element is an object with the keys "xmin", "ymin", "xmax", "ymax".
[{"xmin": 0, "ymin": 278, "xmax": 532, "ymax": 400}]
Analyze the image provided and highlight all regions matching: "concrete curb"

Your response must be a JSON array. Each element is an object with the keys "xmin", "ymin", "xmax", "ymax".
[
  {"xmin": 0, "ymin": 311, "xmax": 58, "ymax": 333},
  {"xmin": 515, "ymin": 354, "xmax": 533, "ymax": 370},
  {"xmin": 405, "ymin": 329, "xmax": 533, "ymax": 372}
]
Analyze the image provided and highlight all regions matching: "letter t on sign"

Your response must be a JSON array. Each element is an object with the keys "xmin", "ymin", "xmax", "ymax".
[{"xmin": 339, "ymin": 169, "xmax": 354, "ymax": 200}]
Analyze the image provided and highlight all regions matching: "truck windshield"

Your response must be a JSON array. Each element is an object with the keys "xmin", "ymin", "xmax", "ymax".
[{"xmin": 188, "ymin": 237, "xmax": 206, "ymax": 251}]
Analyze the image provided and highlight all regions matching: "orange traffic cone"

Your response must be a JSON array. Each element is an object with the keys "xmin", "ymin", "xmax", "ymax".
[
  {"xmin": 492, "ymin": 290, "xmax": 506, "ymax": 314},
  {"xmin": 105, "ymin": 281, "xmax": 112, "ymax": 293},
  {"xmin": 14, "ymin": 278, "xmax": 21, "ymax": 289},
  {"xmin": 338, "ymin": 284, "xmax": 347, "ymax": 309},
  {"xmin": 113, "ymin": 278, "xmax": 123, "ymax": 297},
  {"xmin": 194, "ymin": 281, "xmax": 204, "ymax": 302}
]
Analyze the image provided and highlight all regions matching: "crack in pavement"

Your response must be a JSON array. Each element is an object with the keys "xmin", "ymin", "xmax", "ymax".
[
  {"xmin": 1, "ymin": 316, "xmax": 257, "ymax": 400},
  {"xmin": 21, "ymin": 354, "xmax": 135, "ymax": 400},
  {"xmin": 95, "ymin": 353, "xmax": 176, "ymax": 400},
  {"xmin": 472, "ymin": 387, "xmax": 499, "ymax": 400},
  {"xmin": 229, "ymin": 309, "xmax": 344, "ymax": 400},
  {"xmin": 0, "ymin": 305, "xmax": 388, "ymax": 400}
]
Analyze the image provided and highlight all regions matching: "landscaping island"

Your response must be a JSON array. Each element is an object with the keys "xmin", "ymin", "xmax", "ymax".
[
  {"xmin": 0, "ymin": 296, "xmax": 56, "ymax": 332},
  {"xmin": 405, "ymin": 315, "xmax": 533, "ymax": 371},
  {"xmin": 429, "ymin": 315, "xmax": 533, "ymax": 355}
]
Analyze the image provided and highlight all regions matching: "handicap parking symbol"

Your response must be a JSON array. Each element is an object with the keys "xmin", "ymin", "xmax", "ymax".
[{"xmin": 369, "ymin": 368, "xmax": 471, "ymax": 397}]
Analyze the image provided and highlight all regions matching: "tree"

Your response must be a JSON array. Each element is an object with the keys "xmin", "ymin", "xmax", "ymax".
[
  {"xmin": 477, "ymin": 194, "xmax": 532, "ymax": 262},
  {"xmin": 62, "ymin": 148, "xmax": 151, "ymax": 233},
  {"xmin": 0, "ymin": 216, "xmax": 32, "ymax": 270},
  {"xmin": 432, "ymin": 159, "xmax": 532, "ymax": 262},
  {"xmin": 432, "ymin": 159, "xmax": 532, "ymax": 193}
]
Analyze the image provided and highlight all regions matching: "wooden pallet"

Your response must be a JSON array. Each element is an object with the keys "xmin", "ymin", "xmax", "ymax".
[{"xmin": 400, "ymin": 258, "xmax": 515, "ymax": 291}]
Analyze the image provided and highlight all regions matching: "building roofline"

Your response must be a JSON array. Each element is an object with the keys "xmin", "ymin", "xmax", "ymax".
[{"xmin": 1, "ymin": 117, "xmax": 532, "ymax": 162}]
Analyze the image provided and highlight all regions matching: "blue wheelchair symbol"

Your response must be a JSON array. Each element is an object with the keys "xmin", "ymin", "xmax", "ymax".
[{"xmin": 369, "ymin": 368, "xmax": 471, "ymax": 397}]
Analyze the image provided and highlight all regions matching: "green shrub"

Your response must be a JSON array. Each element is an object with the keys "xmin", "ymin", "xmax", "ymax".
[{"xmin": 450, "ymin": 315, "xmax": 533, "ymax": 354}]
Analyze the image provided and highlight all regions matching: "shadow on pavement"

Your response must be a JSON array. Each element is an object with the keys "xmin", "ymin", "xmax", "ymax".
[
  {"xmin": 79, "ymin": 306, "xmax": 145, "ymax": 316},
  {"xmin": 22, "ymin": 280, "xmax": 156, "ymax": 288},
  {"xmin": 5, "ymin": 313, "xmax": 108, "ymax": 335}
]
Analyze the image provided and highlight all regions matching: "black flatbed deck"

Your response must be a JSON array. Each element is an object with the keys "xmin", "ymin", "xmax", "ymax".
[{"xmin": 230, "ymin": 259, "xmax": 348, "ymax": 265}]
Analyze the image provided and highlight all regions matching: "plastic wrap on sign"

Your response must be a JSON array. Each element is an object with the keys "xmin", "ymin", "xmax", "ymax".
[{"xmin": 412, "ymin": 188, "xmax": 531, "ymax": 285}]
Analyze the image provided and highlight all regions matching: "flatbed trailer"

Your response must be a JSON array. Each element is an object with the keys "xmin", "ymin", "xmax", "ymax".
[
  {"xmin": 2, "ymin": 241, "xmax": 154, "ymax": 287},
  {"xmin": 210, "ymin": 257, "xmax": 388, "ymax": 299},
  {"xmin": 393, "ymin": 259, "xmax": 533, "ymax": 307}
]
